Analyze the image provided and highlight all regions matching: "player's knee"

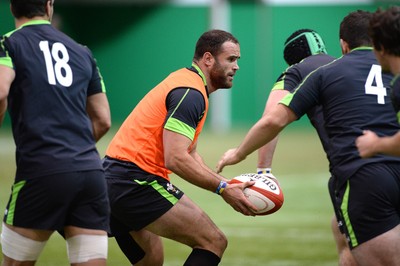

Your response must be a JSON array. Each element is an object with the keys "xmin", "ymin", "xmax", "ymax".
[
  {"xmin": 207, "ymin": 228, "xmax": 228, "ymax": 254},
  {"xmin": 1, "ymin": 224, "xmax": 47, "ymax": 261},
  {"xmin": 216, "ymin": 231, "xmax": 228, "ymax": 251},
  {"xmin": 137, "ymin": 249, "xmax": 163, "ymax": 266},
  {"xmin": 190, "ymin": 227, "xmax": 227, "ymax": 256},
  {"xmin": 149, "ymin": 251, "xmax": 164, "ymax": 266},
  {"xmin": 137, "ymin": 236, "xmax": 164, "ymax": 266},
  {"xmin": 66, "ymin": 234, "xmax": 108, "ymax": 264}
]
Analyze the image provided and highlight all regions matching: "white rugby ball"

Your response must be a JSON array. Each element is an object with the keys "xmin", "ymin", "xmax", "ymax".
[{"xmin": 230, "ymin": 173, "xmax": 284, "ymax": 215}]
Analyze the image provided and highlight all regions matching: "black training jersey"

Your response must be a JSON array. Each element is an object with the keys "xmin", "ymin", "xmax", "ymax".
[
  {"xmin": 272, "ymin": 54, "xmax": 335, "ymax": 165},
  {"xmin": 273, "ymin": 54, "xmax": 336, "ymax": 93},
  {"xmin": 281, "ymin": 48, "xmax": 400, "ymax": 185},
  {"xmin": 390, "ymin": 75, "xmax": 400, "ymax": 123},
  {"xmin": 0, "ymin": 20, "xmax": 106, "ymax": 180},
  {"xmin": 165, "ymin": 87, "xmax": 206, "ymax": 133}
]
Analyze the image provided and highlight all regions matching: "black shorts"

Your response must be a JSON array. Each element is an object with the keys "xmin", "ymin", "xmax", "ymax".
[
  {"xmin": 103, "ymin": 157, "xmax": 184, "ymax": 232},
  {"xmin": 3, "ymin": 170, "xmax": 110, "ymax": 231},
  {"xmin": 328, "ymin": 176, "xmax": 346, "ymax": 235},
  {"xmin": 329, "ymin": 162, "xmax": 400, "ymax": 249}
]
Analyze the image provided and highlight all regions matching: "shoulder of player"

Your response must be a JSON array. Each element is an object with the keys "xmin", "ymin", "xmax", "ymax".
[
  {"xmin": 297, "ymin": 54, "xmax": 335, "ymax": 68},
  {"xmin": 168, "ymin": 87, "xmax": 205, "ymax": 102},
  {"xmin": 340, "ymin": 48, "xmax": 375, "ymax": 62},
  {"xmin": 167, "ymin": 88, "xmax": 206, "ymax": 118},
  {"xmin": 283, "ymin": 54, "xmax": 329, "ymax": 78},
  {"xmin": 4, "ymin": 23, "xmax": 89, "ymax": 52}
]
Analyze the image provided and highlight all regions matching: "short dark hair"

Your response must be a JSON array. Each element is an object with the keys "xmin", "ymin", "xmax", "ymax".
[
  {"xmin": 10, "ymin": 0, "xmax": 49, "ymax": 19},
  {"xmin": 369, "ymin": 6, "xmax": 400, "ymax": 56},
  {"xmin": 283, "ymin": 29, "xmax": 327, "ymax": 65},
  {"xmin": 193, "ymin": 29, "xmax": 239, "ymax": 61},
  {"xmin": 339, "ymin": 10, "xmax": 373, "ymax": 50}
]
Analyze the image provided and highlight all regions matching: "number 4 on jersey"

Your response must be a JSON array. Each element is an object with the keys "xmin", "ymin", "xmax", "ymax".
[
  {"xmin": 365, "ymin": 64, "xmax": 387, "ymax": 104},
  {"xmin": 39, "ymin": 41, "xmax": 73, "ymax": 87}
]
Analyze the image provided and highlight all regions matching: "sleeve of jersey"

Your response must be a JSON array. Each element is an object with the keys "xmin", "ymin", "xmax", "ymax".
[
  {"xmin": 271, "ymin": 65, "xmax": 302, "ymax": 92},
  {"xmin": 164, "ymin": 88, "xmax": 206, "ymax": 141},
  {"xmin": 279, "ymin": 71, "xmax": 321, "ymax": 119},
  {"xmin": 0, "ymin": 36, "xmax": 13, "ymax": 68},
  {"xmin": 86, "ymin": 46, "xmax": 106, "ymax": 96}
]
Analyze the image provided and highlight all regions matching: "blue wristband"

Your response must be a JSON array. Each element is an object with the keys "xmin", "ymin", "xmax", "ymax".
[
  {"xmin": 215, "ymin": 181, "xmax": 227, "ymax": 195},
  {"xmin": 257, "ymin": 168, "xmax": 272, "ymax": 174}
]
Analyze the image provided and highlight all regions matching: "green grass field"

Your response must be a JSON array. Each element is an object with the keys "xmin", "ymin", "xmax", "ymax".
[{"xmin": 0, "ymin": 127, "xmax": 338, "ymax": 265}]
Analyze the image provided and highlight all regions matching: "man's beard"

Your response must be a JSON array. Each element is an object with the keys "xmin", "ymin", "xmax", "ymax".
[{"xmin": 209, "ymin": 60, "xmax": 232, "ymax": 89}]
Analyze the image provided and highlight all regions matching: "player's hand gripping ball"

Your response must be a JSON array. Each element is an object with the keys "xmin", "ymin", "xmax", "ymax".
[{"xmin": 230, "ymin": 173, "xmax": 284, "ymax": 215}]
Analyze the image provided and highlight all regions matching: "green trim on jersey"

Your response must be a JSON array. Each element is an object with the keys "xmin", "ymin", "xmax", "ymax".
[
  {"xmin": 351, "ymin": 46, "xmax": 373, "ymax": 52},
  {"xmin": 5, "ymin": 180, "xmax": 26, "ymax": 225},
  {"xmin": 272, "ymin": 62, "xmax": 305, "ymax": 92},
  {"xmin": 280, "ymin": 91, "xmax": 293, "ymax": 106},
  {"xmin": 280, "ymin": 70, "xmax": 314, "ymax": 104},
  {"xmin": 165, "ymin": 117, "xmax": 195, "ymax": 141},
  {"xmin": 97, "ymin": 66, "xmax": 107, "ymax": 93},
  {"xmin": 341, "ymin": 181, "xmax": 358, "ymax": 247},
  {"xmin": 391, "ymin": 75, "xmax": 400, "ymax": 86},
  {"xmin": 279, "ymin": 57, "xmax": 339, "ymax": 106},
  {"xmin": 4, "ymin": 20, "xmax": 51, "ymax": 38},
  {"xmin": 134, "ymin": 179, "xmax": 179, "ymax": 205},
  {"xmin": 0, "ymin": 35, "xmax": 13, "ymax": 68},
  {"xmin": 3, "ymin": 27, "xmax": 18, "ymax": 38},
  {"xmin": 396, "ymin": 111, "xmax": 400, "ymax": 124},
  {"xmin": 1, "ymin": 20, "xmax": 51, "ymax": 68},
  {"xmin": 393, "ymin": 75, "xmax": 400, "ymax": 123},
  {"xmin": 20, "ymin": 20, "xmax": 51, "ymax": 28},
  {"xmin": 192, "ymin": 63, "xmax": 207, "ymax": 87},
  {"xmin": 101, "ymin": 79, "xmax": 106, "ymax": 93},
  {"xmin": 391, "ymin": 74, "xmax": 400, "ymax": 85},
  {"xmin": 271, "ymin": 80, "xmax": 284, "ymax": 91},
  {"xmin": 0, "ymin": 56, "xmax": 12, "ymax": 68},
  {"xmin": 164, "ymin": 88, "xmax": 196, "ymax": 140},
  {"xmin": 2, "ymin": 20, "xmax": 50, "ymax": 40}
]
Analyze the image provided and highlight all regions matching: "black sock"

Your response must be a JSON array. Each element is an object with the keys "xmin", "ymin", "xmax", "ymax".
[{"xmin": 183, "ymin": 248, "xmax": 221, "ymax": 266}]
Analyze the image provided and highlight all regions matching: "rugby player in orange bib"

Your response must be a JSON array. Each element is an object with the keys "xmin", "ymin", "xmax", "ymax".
[{"xmin": 103, "ymin": 29, "xmax": 257, "ymax": 265}]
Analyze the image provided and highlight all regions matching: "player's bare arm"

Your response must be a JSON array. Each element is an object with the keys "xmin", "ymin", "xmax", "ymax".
[
  {"xmin": 188, "ymin": 143, "xmax": 231, "ymax": 188},
  {"xmin": 188, "ymin": 141, "xmax": 210, "ymax": 170},
  {"xmin": 163, "ymin": 129, "xmax": 257, "ymax": 215},
  {"xmin": 217, "ymin": 104, "xmax": 297, "ymax": 173},
  {"xmin": 0, "ymin": 65, "xmax": 14, "ymax": 127},
  {"xmin": 86, "ymin": 93, "xmax": 111, "ymax": 142},
  {"xmin": 257, "ymin": 89, "xmax": 289, "ymax": 168}
]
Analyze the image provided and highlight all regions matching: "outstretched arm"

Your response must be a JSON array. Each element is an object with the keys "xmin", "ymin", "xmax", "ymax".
[
  {"xmin": 217, "ymin": 104, "xmax": 297, "ymax": 173},
  {"xmin": 163, "ymin": 129, "xmax": 258, "ymax": 215},
  {"xmin": 257, "ymin": 89, "xmax": 289, "ymax": 170}
]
